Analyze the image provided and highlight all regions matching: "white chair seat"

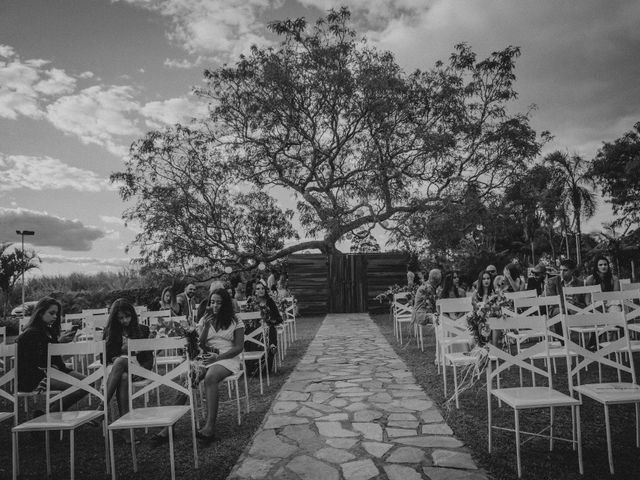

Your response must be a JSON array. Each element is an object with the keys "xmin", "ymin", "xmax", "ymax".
[
  {"xmin": 628, "ymin": 324, "xmax": 640, "ymax": 333},
  {"xmin": 599, "ymin": 340, "xmax": 640, "ymax": 352},
  {"xmin": 574, "ymin": 382, "xmax": 640, "ymax": 404},
  {"xmin": 88, "ymin": 359, "xmax": 101, "ymax": 370},
  {"xmin": 13, "ymin": 409, "xmax": 103, "ymax": 432},
  {"xmin": 443, "ymin": 352, "xmax": 477, "ymax": 365},
  {"xmin": 505, "ymin": 331, "xmax": 545, "ymax": 342},
  {"xmin": 528, "ymin": 345, "xmax": 577, "ymax": 359},
  {"xmin": 108, "ymin": 405, "xmax": 190, "ymax": 429},
  {"xmin": 492, "ymin": 386, "xmax": 580, "ymax": 409},
  {"xmin": 243, "ymin": 351, "xmax": 265, "ymax": 361},
  {"xmin": 570, "ymin": 325, "xmax": 618, "ymax": 334}
]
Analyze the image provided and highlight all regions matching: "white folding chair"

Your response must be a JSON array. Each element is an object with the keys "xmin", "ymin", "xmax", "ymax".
[
  {"xmin": 237, "ymin": 311, "xmax": 270, "ymax": 394},
  {"xmin": 12, "ymin": 341, "xmax": 110, "ymax": 480},
  {"xmin": 487, "ymin": 315, "xmax": 581, "ymax": 478},
  {"xmin": 502, "ymin": 289, "xmax": 538, "ymax": 318},
  {"xmin": 107, "ymin": 337, "xmax": 198, "ymax": 480},
  {"xmin": 435, "ymin": 297, "xmax": 473, "ymax": 373},
  {"xmin": 0, "ymin": 343, "xmax": 16, "ymax": 425},
  {"xmin": 620, "ymin": 278, "xmax": 631, "ymax": 285},
  {"xmin": 392, "ymin": 293, "xmax": 413, "ymax": 345},
  {"xmin": 621, "ymin": 282, "xmax": 640, "ymax": 292},
  {"xmin": 563, "ymin": 285, "xmax": 617, "ymax": 352},
  {"xmin": 83, "ymin": 308, "xmax": 108, "ymax": 316},
  {"xmin": 0, "ymin": 325, "xmax": 6, "ymax": 345},
  {"xmin": 594, "ymin": 290, "xmax": 640, "ymax": 352},
  {"xmin": 284, "ymin": 296, "xmax": 297, "ymax": 342},
  {"xmin": 562, "ymin": 312, "xmax": 640, "ymax": 475},
  {"xmin": 134, "ymin": 305, "xmax": 147, "ymax": 315},
  {"xmin": 439, "ymin": 312, "xmax": 476, "ymax": 408}
]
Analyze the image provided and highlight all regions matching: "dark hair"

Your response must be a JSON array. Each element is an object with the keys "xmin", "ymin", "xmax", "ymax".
[
  {"xmin": 505, "ymin": 262, "xmax": 521, "ymax": 279},
  {"xmin": 160, "ymin": 286, "xmax": 175, "ymax": 304},
  {"xmin": 24, "ymin": 297, "xmax": 62, "ymax": 338},
  {"xmin": 207, "ymin": 288, "xmax": 235, "ymax": 331},
  {"xmin": 104, "ymin": 298, "xmax": 144, "ymax": 354},
  {"xmin": 560, "ymin": 259, "xmax": 576, "ymax": 270},
  {"xmin": 476, "ymin": 270, "xmax": 495, "ymax": 298},
  {"xmin": 440, "ymin": 272, "xmax": 461, "ymax": 299},
  {"xmin": 592, "ymin": 255, "xmax": 614, "ymax": 291}
]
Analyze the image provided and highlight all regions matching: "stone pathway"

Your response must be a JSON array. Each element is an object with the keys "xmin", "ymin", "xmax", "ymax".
[{"xmin": 228, "ymin": 314, "xmax": 487, "ymax": 480}]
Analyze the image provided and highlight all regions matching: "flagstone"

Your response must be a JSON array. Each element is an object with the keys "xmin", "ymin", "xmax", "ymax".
[
  {"xmin": 263, "ymin": 415, "xmax": 309, "ymax": 429},
  {"xmin": 326, "ymin": 438, "xmax": 359, "ymax": 449},
  {"xmin": 362, "ymin": 441, "xmax": 393, "ymax": 457},
  {"xmin": 273, "ymin": 401, "xmax": 300, "ymax": 414},
  {"xmin": 386, "ymin": 428, "xmax": 417, "ymax": 438},
  {"xmin": 344, "ymin": 402, "xmax": 369, "ymax": 412},
  {"xmin": 386, "ymin": 446, "xmax": 427, "ymax": 463},
  {"xmin": 335, "ymin": 381, "xmax": 360, "ymax": 388},
  {"xmin": 383, "ymin": 464, "xmax": 423, "ymax": 480},
  {"xmin": 302, "ymin": 401, "xmax": 341, "ymax": 413},
  {"xmin": 315, "ymin": 447, "xmax": 356, "ymax": 463},
  {"xmin": 432, "ymin": 450, "xmax": 478, "ymax": 470},
  {"xmin": 279, "ymin": 391, "xmax": 311, "ymax": 402},
  {"xmin": 248, "ymin": 430, "xmax": 298, "ymax": 458},
  {"xmin": 316, "ymin": 413, "xmax": 349, "ymax": 421},
  {"xmin": 353, "ymin": 410, "xmax": 383, "ymax": 422},
  {"xmin": 329, "ymin": 398, "xmax": 349, "ymax": 407},
  {"xmin": 352, "ymin": 422, "xmax": 383, "ymax": 441},
  {"xmin": 395, "ymin": 436, "xmax": 464, "ymax": 448},
  {"xmin": 317, "ymin": 421, "xmax": 359, "ymax": 438},
  {"xmin": 286, "ymin": 455, "xmax": 339, "ymax": 480},
  {"xmin": 369, "ymin": 392, "xmax": 393, "ymax": 403},
  {"xmin": 422, "ymin": 424, "xmax": 454, "ymax": 435},
  {"xmin": 388, "ymin": 420, "xmax": 419, "ymax": 429},
  {"xmin": 393, "ymin": 399, "xmax": 434, "ymax": 411},
  {"xmin": 388, "ymin": 413, "xmax": 417, "ymax": 421},
  {"xmin": 341, "ymin": 459, "xmax": 379, "ymax": 480},
  {"xmin": 311, "ymin": 392, "xmax": 333, "ymax": 403},
  {"xmin": 420, "ymin": 409, "xmax": 445, "ymax": 423},
  {"xmin": 234, "ymin": 457, "xmax": 277, "ymax": 479},
  {"xmin": 297, "ymin": 406, "xmax": 324, "ymax": 418},
  {"xmin": 306, "ymin": 383, "xmax": 330, "ymax": 392},
  {"xmin": 281, "ymin": 425, "xmax": 324, "ymax": 450}
]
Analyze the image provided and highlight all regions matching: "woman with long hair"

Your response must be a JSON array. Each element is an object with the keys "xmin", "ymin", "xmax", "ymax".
[
  {"xmin": 586, "ymin": 255, "xmax": 620, "ymax": 292},
  {"xmin": 439, "ymin": 271, "xmax": 466, "ymax": 299},
  {"xmin": 100, "ymin": 298, "xmax": 153, "ymax": 420},
  {"xmin": 473, "ymin": 270, "xmax": 495, "ymax": 305},
  {"xmin": 503, "ymin": 262, "xmax": 524, "ymax": 292},
  {"xmin": 16, "ymin": 297, "xmax": 87, "ymax": 410},
  {"xmin": 249, "ymin": 280, "xmax": 282, "ymax": 366},
  {"xmin": 159, "ymin": 286, "xmax": 179, "ymax": 315},
  {"xmin": 195, "ymin": 288, "xmax": 244, "ymax": 442}
]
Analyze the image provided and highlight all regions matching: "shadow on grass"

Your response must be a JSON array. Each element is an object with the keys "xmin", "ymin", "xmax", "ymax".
[
  {"xmin": 370, "ymin": 313, "xmax": 640, "ymax": 480},
  {"xmin": 0, "ymin": 316, "xmax": 324, "ymax": 480}
]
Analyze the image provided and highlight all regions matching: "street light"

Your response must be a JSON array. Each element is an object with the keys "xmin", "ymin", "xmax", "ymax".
[{"xmin": 16, "ymin": 230, "xmax": 35, "ymax": 322}]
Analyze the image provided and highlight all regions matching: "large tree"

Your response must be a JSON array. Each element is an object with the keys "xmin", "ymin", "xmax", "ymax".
[
  {"xmin": 113, "ymin": 8, "xmax": 546, "ymax": 272},
  {"xmin": 590, "ymin": 122, "xmax": 640, "ymax": 228}
]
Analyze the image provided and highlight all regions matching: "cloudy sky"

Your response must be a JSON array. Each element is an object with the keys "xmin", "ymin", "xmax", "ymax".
[{"xmin": 1, "ymin": 0, "xmax": 639, "ymax": 277}]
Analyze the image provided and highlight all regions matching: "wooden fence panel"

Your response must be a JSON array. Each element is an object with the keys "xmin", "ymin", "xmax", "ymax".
[
  {"xmin": 287, "ymin": 254, "xmax": 329, "ymax": 316},
  {"xmin": 366, "ymin": 253, "xmax": 410, "ymax": 314}
]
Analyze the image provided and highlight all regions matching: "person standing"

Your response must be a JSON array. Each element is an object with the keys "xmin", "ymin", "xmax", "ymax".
[{"xmin": 176, "ymin": 283, "xmax": 197, "ymax": 324}]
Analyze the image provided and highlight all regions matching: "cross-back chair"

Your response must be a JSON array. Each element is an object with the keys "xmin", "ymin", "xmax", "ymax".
[
  {"xmin": 435, "ymin": 297, "xmax": 473, "ymax": 373},
  {"xmin": 107, "ymin": 337, "xmax": 198, "ymax": 480},
  {"xmin": 238, "ymin": 311, "xmax": 270, "ymax": 394},
  {"xmin": 12, "ymin": 341, "xmax": 110, "ymax": 480},
  {"xmin": 487, "ymin": 315, "xmax": 581, "ymax": 478},
  {"xmin": 562, "ymin": 311, "xmax": 640, "ymax": 475},
  {"xmin": 392, "ymin": 292, "xmax": 413, "ymax": 345}
]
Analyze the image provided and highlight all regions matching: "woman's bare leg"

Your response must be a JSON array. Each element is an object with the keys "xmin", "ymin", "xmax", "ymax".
[{"xmin": 200, "ymin": 365, "xmax": 231, "ymax": 437}]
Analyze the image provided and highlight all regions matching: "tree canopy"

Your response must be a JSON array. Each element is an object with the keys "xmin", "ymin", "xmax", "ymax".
[
  {"xmin": 590, "ymin": 122, "xmax": 640, "ymax": 228},
  {"xmin": 112, "ymin": 7, "xmax": 547, "ymax": 273}
]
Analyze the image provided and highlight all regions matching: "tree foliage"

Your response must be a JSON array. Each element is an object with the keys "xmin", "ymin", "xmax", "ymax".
[
  {"xmin": 0, "ymin": 243, "xmax": 40, "ymax": 317},
  {"xmin": 113, "ymin": 7, "xmax": 546, "ymax": 272},
  {"xmin": 590, "ymin": 122, "xmax": 640, "ymax": 227}
]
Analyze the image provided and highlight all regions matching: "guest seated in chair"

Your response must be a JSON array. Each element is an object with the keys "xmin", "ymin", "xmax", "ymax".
[
  {"xmin": 151, "ymin": 288, "xmax": 244, "ymax": 445},
  {"xmin": 17, "ymin": 297, "xmax": 88, "ymax": 412},
  {"xmin": 98, "ymin": 299, "xmax": 153, "ymax": 421},
  {"xmin": 246, "ymin": 280, "xmax": 282, "ymax": 369}
]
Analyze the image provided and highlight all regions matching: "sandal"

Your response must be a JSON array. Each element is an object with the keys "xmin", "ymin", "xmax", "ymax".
[{"xmin": 196, "ymin": 430, "xmax": 217, "ymax": 445}]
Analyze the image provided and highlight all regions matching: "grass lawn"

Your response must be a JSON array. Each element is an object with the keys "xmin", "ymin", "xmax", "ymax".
[
  {"xmin": 370, "ymin": 312, "xmax": 640, "ymax": 480},
  {"xmin": 0, "ymin": 315, "xmax": 323, "ymax": 480}
]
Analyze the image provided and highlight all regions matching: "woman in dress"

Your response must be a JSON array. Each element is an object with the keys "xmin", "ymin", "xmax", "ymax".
[
  {"xmin": 100, "ymin": 298, "xmax": 153, "ymax": 418},
  {"xmin": 439, "ymin": 271, "xmax": 466, "ymax": 299},
  {"xmin": 249, "ymin": 280, "xmax": 282, "ymax": 357},
  {"xmin": 473, "ymin": 270, "xmax": 495, "ymax": 306},
  {"xmin": 195, "ymin": 288, "xmax": 244, "ymax": 442},
  {"xmin": 16, "ymin": 297, "xmax": 87, "ymax": 411}
]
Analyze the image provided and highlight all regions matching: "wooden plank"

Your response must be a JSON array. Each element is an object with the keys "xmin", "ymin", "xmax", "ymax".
[{"xmin": 288, "ymin": 254, "xmax": 329, "ymax": 316}]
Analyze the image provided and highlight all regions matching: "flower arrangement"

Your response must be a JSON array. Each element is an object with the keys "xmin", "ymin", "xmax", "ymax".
[
  {"xmin": 467, "ymin": 293, "xmax": 511, "ymax": 348},
  {"xmin": 375, "ymin": 284, "xmax": 417, "ymax": 304}
]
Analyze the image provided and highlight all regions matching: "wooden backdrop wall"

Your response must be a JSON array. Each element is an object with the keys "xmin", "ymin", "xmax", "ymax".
[{"xmin": 288, "ymin": 252, "xmax": 408, "ymax": 316}]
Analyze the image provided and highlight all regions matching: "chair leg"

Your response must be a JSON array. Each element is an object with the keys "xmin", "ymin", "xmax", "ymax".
[
  {"xmin": 235, "ymin": 380, "xmax": 241, "ymax": 425},
  {"xmin": 515, "ymin": 409, "xmax": 522, "ymax": 478},
  {"xmin": 636, "ymin": 402, "xmax": 640, "ymax": 448},
  {"xmin": 46, "ymin": 430, "xmax": 51, "ymax": 476},
  {"xmin": 130, "ymin": 429, "xmax": 138, "ymax": 472},
  {"xmin": 549, "ymin": 406, "xmax": 554, "ymax": 451},
  {"xmin": 453, "ymin": 364, "xmax": 460, "ymax": 408},
  {"xmin": 576, "ymin": 405, "xmax": 583, "ymax": 474},
  {"xmin": 12, "ymin": 432, "xmax": 19, "ymax": 480},
  {"xmin": 243, "ymin": 373, "xmax": 250, "ymax": 413},
  {"xmin": 70, "ymin": 429, "xmax": 75, "ymax": 480},
  {"xmin": 169, "ymin": 425, "xmax": 176, "ymax": 480},
  {"xmin": 487, "ymin": 394, "xmax": 492, "ymax": 453},
  {"xmin": 442, "ymin": 361, "xmax": 448, "ymax": 397},
  {"xmin": 103, "ymin": 419, "xmax": 110, "ymax": 474},
  {"xmin": 258, "ymin": 359, "xmax": 264, "ymax": 395},
  {"xmin": 109, "ymin": 430, "xmax": 117, "ymax": 480},
  {"xmin": 604, "ymin": 404, "xmax": 614, "ymax": 474}
]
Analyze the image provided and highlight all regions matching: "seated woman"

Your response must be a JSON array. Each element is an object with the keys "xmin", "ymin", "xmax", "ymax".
[
  {"xmin": 152, "ymin": 288, "xmax": 244, "ymax": 445},
  {"xmin": 99, "ymin": 298, "xmax": 153, "ymax": 419},
  {"xmin": 247, "ymin": 280, "xmax": 282, "ymax": 369},
  {"xmin": 439, "ymin": 271, "xmax": 466, "ymax": 299},
  {"xmin": 17, "ymin": 297, "xmax": 87, "ymax": 412},
  {"xmin": 158, "ymin": 286, "xmax": 179, "ymax": 315},
  {"xmin": 503, "ymin": 262, "xmax": 525, "ymax": 292}
]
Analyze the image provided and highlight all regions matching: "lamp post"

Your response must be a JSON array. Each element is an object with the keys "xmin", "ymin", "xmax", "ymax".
[{"xmin": 15, "ymin": 230, "xmax": 35, "ymax": 321}]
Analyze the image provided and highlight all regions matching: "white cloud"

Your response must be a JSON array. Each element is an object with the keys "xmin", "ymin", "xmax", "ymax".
[
  {"xmin": 100, "ymin": 215, "xmax": 125, "ymax": 226},
  {"xmin": 39, "ymin": 254, "xmax": 130, "ymax": 267},
  {"xmin": 120, "ymin": 0, "xmax": 282, "ymax": 60},
  {"xmin": 140, "ymin": 96, "xmax": 208, "ymax": 128},
  {"xmin": 46, "ymin": 85, "xmax": 141, "ymax": 156},
  {"xmin": 0, "ymin": 207, "xmax": 105, "ymax": 251},
  {"xmin": 0, "ymin": 154, "xmax": 112, "ymax": 192},
  {"xmin": 0, "ymin": 49, "xmax": 77, "ymax": 119}
]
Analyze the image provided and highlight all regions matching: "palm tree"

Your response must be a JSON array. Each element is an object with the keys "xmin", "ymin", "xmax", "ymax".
[
  {"xmin": 0, "ymin": 242, "xmax": 41, "ymax": 317},
  {"xmin": 544, "ymin": 151, "xmax": 597, "ymax": 265}
]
